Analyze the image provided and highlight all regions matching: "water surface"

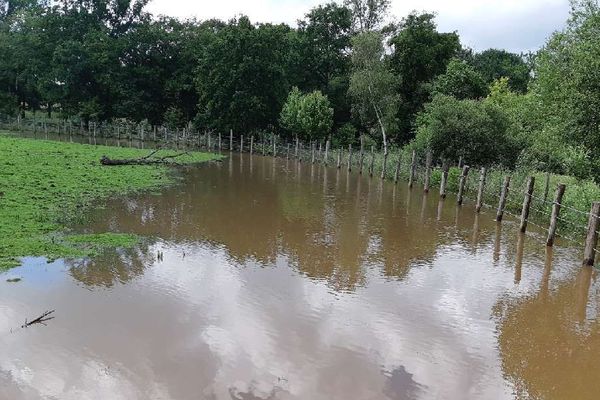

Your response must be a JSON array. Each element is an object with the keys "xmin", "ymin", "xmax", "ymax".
[{"xmin": 1, "ymin": 153, "xmax": 599, "ymax": 399}]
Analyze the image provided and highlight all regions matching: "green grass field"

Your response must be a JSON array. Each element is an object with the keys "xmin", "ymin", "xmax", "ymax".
[{"xmin": 0, "ymin": 133, "xmax": 220, "ymax": 270}]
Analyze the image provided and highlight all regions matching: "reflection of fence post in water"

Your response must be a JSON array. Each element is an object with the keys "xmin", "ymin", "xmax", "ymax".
[
  {"xmin": 575, "ymin": 266, "xmax": 594, "ymax": 323},
  {"xmin": 540, "ymin": 246, "xmax": 554, "ymax": 300},
  {"xmin": 437, "ymin": 198, "xmax": 444, "ymax": 221},
  {"xmin": 583, "ymin": 202, "xmax": 600, "ymax": 266},
  {"xmin": 519, "ymin": 177, "xmax": 535, "ymax": 233},
  {"xmin": 457, "ymin": 165, "xmax": 470, "ymax": 205},
  {"xmin": 420, "ymin": 193, "xmax": 427, "ymax": 222},
  {"xmin": 546, "ymin": 184, "xmax": 566, "ymax": 246},
  {"xmin": 496, "ymin": 176, "xmax": 511, "ymax": 222},
  {"xmin": 493, "ymin": 222, "xmax": 502, "ymax": 263},
  {"xmin": 514, "ymin": 232, "xmax": 525, "ymax": 284},
  {"xmin": 472, "ymin": 213, "xmax": 480, "ymax": 247}
]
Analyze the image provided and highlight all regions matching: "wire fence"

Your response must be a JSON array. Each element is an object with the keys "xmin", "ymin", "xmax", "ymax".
[{"xmin": 2, "ymin": 114, "xmax": 600, "ymax": 264}]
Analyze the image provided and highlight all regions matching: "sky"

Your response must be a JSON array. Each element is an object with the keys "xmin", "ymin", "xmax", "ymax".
[{"xmin": 146, "ymin": 0, "xmax": 571, "ymax": 53}]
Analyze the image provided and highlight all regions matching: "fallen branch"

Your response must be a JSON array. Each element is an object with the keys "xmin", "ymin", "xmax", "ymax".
[
  {"xmin": 22, "ymin": 310, "xmax": 55, "ymax": 328},
  {"xmin": 100, "ymin": 151, "xmax": 189, "ymax": 166}
]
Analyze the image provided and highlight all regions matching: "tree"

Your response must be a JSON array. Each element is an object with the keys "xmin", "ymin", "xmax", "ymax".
[
  {"xmin": 348, "ymin": 31, "xmax": 398, "ymax": 177},
  {"xmin": 343, "ymin": 0, "xmax": 390, "ymax": 32},
  {"xmin": 470, "ymin": 49, "xmax": 530, "ymax": 93},
  {"xmin": 195, "ymin": 16, "xmax": 291, "ymax": 133},
  {"xmin": 431, "ymin": 58, "xmax": 488, "ymax": 100},
  {"xmin": 413, "ymin": 94, "xmax": 519, "ymax": 168},
  {"xmin": 280, "ymin": 88, "xmax": 333, "ymax": 141},
  {"xmin": 388, "ymin": 12, "xmax": 461, "ymax": 142},
  {"xmin": 528, "ymin": 0, "xmax": 600, "ymax": 178},
  {"xmin": 292, "ymin": 3, "xmax": 352, "ymax": 129}
]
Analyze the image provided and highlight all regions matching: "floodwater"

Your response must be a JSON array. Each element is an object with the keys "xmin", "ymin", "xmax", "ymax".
[{"xmin": 1, "ymin": 152, "xmax": 599, "ymax": 400}]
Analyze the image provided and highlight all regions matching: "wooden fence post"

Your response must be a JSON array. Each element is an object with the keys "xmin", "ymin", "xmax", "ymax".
[
  {"xmin": 543, "ymin": 171, "xmax": 551, "ymax": 203},
  {"xmin": 218, "ymin": 132, "xmax": 222, "ymax": 151},
  {"xmin": 318, "ymin": 141, "xmax": 322, "ymax": 161},
  {"xmin": 295, "ymin": 137, "xmax": 299, "ymax": 159},
  {"xmin": 240, "ymin": 135, "xmax": 244, "ymax": 152},
  {"xmin": 369, "ymin": 146, "xmax": 375, "ymax": 177},
  {"xmin": 394, "ymin": 154, "xmax": 401, "ymax": 183},
  {"xmin": 250, "ymin": 136, "xmax": 254, "ymax": 154},
  {"xmin": 359, "ymin": 136, "xmax": 364, "ymax": 174},
  {"xmin": 496, "ymin": 176, "xmax": 511, "ymax": 222},
  {"xmin": 311, "ymin": 142, "xmax": 316, "ymax": 164},
  {"xmin": 337, "ymin": 149, "xmax": 342, "ymax": 169},
  {"xmin": 324, "ymin": 140, "xmax": 330, "ymax": 165},
  {"xmin": 347, "ymin": 144, "xmax": 352, "ymax": 172},
  {"xmin": 272, "ymin": 134, "xmax": 276, "ymax": 156},
  {"xmin": 546, "ymin": 184, "xmax": 566, "ymax": 246},
  {"xmin": 423, "ymin": 151, "xmax": 432, "ymax": 193},
  {"xmin": 519, "ymin": 177, "xmax": 535, "ymax": 232},
  {"xmin": 457, "ymin": 165, "xmax": 470, "ymax": 205},
  {"xmin": 229, "ymin": 129, "xmax": 233, "ymax": 151},
  {"xmin": 439, "ymin": 162, "xmax": 449, "ymax": 199},
  {"xmin": 475, "ymin": 167, "xmax": 487, "ymax": 213},
  {"xmin": 408, "ymin": 150, "xmax": 417, "ymax": 188},
  {"xmin": 583, "ymin": 202, "xmax": 600, "ymax": 266},
  {"xmin": 381, "ymin": 149, "xmax": 388, "ymax": 180}
]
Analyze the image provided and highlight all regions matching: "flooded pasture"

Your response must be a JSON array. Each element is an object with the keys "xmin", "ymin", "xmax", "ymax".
[{"xmin": 1, "ymin": 153, "xmax": 599, "ymax": 399}]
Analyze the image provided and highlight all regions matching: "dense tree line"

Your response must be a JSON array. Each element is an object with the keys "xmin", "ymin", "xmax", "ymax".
[{"xmin": 1, "ymin": 0, "xmax": 599, "ymax": 179}]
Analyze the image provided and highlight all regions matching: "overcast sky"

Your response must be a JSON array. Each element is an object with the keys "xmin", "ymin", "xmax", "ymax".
[{"xmin": 146, "ymin": 0, "xmax": 571, "ymax": 53}]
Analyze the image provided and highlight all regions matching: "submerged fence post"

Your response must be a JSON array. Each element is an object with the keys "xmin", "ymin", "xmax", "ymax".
[
  {"xmin": 369, "ymin": 146, "xmax": 375, "ymax": 177},
  {"xmin": 324, "ymin": 140, "xmax": 330, "ymax": 165},
  {"xmin": 423, "ymin": 151, "xmax": 432, "ymax": 193},
  {"xmin": 439, "ymin": 162, "xmax": 449, "ymax": 199},
  {"xmin": 457, "ymin": 165, "xmax": 470, "ymax": 205},
  {"xmin": 358, "ymin": 136, "xmax": 364, "ymax": 174},
  {"xmin": 240, "ymin": 135, "xmax": 244, "ymax": 152},
  {"xmin": 381, "ymin": 149, "xmax": 388, "ymax": 180},
  {"xmin": 347, "ymin": 144, "xmax": 353, "ymax": 172},
  {"xmin": 583, "ymin": 202, "xmax": 600, "ymax": 266},
  {"xmin": 250, "ymin": 136, "xmax": 254, "ymax": 154},
  {"xmin": 318, "ymin": 141, "xmax": 322, "ymax": 161},
  {"xmin": 519, "ymin": 177, "xmax": 536, "ymax": 232},
  {"xmin": 229, "ymin": 129, "xmax": 233, "ymax": 151},
  {"xmin": 218, "ymin": 132, "xmax": 222, "ymax": 151},
  {"xmin": 394, "ymin": 154, "xmax": 401, "ymax": 183},
  {"xmin": 546, "ymin": 184, "xmax": 566, "ymax": 246},
  {"xmin": 295, "ymin": 137, "xmax": 299, "ymax": 159},
  {"xmin": 475, "ymin": 168, "xmax": 487, "ymax": 213},
  {"xmin": 408, "ymin": 150, "xmax": 417, "ymax": 188},
  {"xmin": 286, "ymin": 143, "xmax": 290, "ymax": 159},
  {"xmin": 311, "ymin": 142, "xmax": 316, "ymax": 164},
  {"xmin": 273, "ymin": 134, "xmax": 276, "ymax": 156},
  {"xmin": 337, "ymin": 149, "xmax": 342, "ymax": 169},
  {"xmin": 496, "ymin": 176, "xmax": 511, "ymax": 222}
]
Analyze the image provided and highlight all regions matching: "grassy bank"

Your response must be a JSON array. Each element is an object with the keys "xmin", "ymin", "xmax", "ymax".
[{"xmin": 0, "ymin": 133, "xmax": 220, "ymax": 270}]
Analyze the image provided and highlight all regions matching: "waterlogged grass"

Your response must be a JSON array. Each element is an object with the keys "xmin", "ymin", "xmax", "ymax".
[{"xmin": 0, "ymin": 134, "xmax": 220, "ymax": 270}]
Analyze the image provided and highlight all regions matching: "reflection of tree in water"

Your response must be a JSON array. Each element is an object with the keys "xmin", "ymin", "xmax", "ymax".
[
  {"xmin": 382, "ymin": 365, "xmax": 424, "ymax": 400},
  {"xmin": 68, "ymin": 246, "xmax": 154, "ymax": 287},
  {"xmin": 494, "ymin": 265, "xmax": 600, "ymax": 400},
  {"xmin": 81, "ymin": 155, "xmax": 500, "ymax": 292}
]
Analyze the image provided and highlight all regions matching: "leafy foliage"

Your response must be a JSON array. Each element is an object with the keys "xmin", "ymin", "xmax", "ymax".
[{"xmin": 280, "ymin": 88, "xmax": 333, "ymax": 141}]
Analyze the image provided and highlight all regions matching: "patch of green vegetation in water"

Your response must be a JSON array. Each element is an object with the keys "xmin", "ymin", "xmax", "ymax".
[{"xmin": 0, "ymin": 133, "xmax": 221, "ymax": 270}]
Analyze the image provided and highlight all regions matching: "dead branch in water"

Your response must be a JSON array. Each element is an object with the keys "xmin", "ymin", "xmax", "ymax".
[
  {"xmin": 100, "ymin": 150, "xmax": 189, "ymax": 166},
  {"xmin": 22, "ymin": 310, "xmax": 55, "ymax": 328}
]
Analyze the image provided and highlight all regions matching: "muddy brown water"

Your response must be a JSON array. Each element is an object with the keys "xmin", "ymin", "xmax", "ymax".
[{"xmin": 1, "ymin": 151, "xmax": 600, "ymax": 400}]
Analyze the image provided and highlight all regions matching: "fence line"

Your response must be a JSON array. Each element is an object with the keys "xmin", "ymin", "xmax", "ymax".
[{"xmin": 2, "ymin": 115, "xmax": 599, "ymax": 266}]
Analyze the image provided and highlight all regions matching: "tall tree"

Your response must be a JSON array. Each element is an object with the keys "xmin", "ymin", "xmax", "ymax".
[
  {"xmin": 349, "ymin": 31, "xmax": 398, "ymax": 177},
  {"xmin": 343, "ymin": 0, "xmax": 390, "ymax": 32},
  {"xmin": 431, "ymin": 58, "xmax": 488, "ymax": 100},
  {"xmin": 470, "ymin": 49, "xmax": 530, "ymax": 93},
  {"xmin": 195, "ymin": 16, "xmax": 291, "ymax": 133},
  {"xmin": 388, "ymin": 12, "xmax": 461, "ymax": 142}
]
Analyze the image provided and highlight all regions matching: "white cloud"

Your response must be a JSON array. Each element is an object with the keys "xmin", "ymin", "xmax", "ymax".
[{"xmin": 147, "ymin": 0, "xmax": 570, "ymax": 52}]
